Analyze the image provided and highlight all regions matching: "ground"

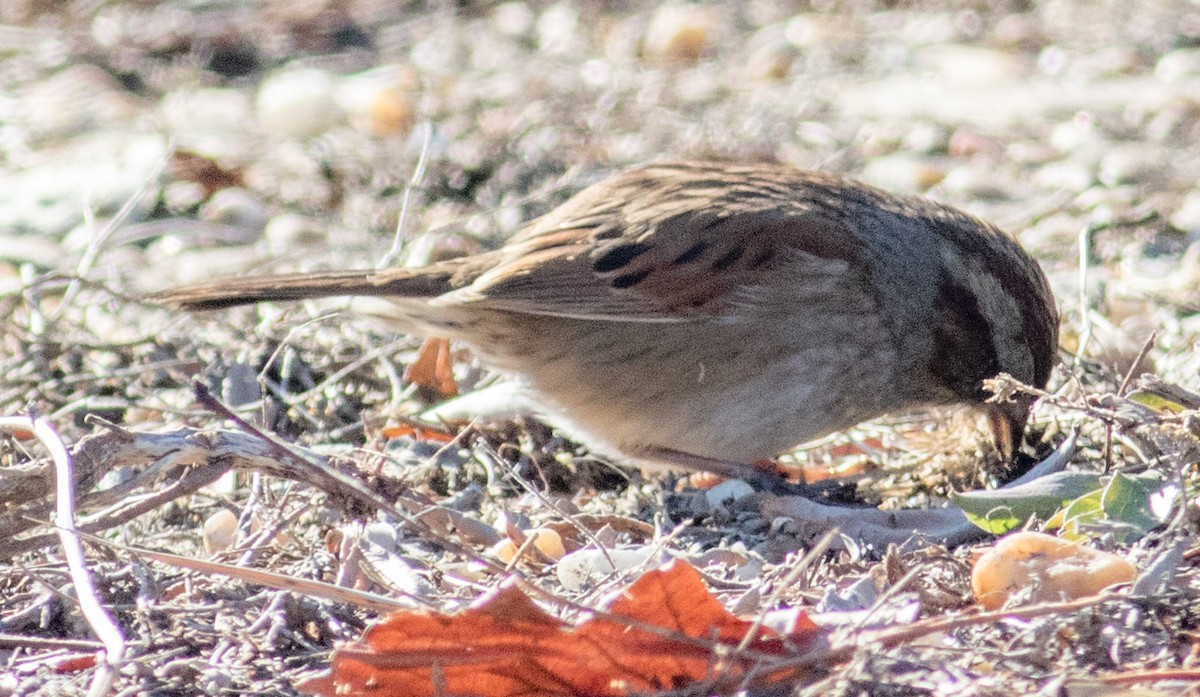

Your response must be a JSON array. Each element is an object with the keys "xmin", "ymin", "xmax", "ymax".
[{"xmin": 2, "ymin": 0, "xmax": 1200, "ymax": 695}]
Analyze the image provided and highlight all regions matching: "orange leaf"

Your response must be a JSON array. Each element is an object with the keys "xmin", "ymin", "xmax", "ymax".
[
  {"xmin": 297, "ymin": 561, "xmax": 824, "ymax": 696},
  {"xmin": 404, "ymin": 337, "xmax": 459, "ymax": 397},
  {"xmin": 380, "ymin": 422, "xmax": 458, "ymax": 443},
  {"xmin": 52, "ymin": 654, "xmax": 97, "ymax": 673}
]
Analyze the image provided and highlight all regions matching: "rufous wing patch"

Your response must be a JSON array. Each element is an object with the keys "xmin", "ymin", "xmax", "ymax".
[
  {"xmin": 584, "ymin": 208, "xmax": 861, "ymax": 316},
  {"xmin": 446, "ymin": 208, "xmax": 860, "ymax": 322}
]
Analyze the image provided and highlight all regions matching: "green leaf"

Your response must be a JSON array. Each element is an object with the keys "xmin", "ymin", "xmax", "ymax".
[
  {"xmin": 950, "ymin": 472, "xmax": 1103, "ymax": 534},
  {"xmin": 1053, "ymin": 489, "xmax": 1104, "ymax": 540},
  {"xmin": 1126, "ymin": 390, "xmax": 1189, "ymax": 414},
  {"xmin": 1054, "ymin": 471, "xmax": 1169, "ymax": 543},
  {"xmin": 1100, "ymin": 471, "xmax": 1167, "ymax": 537}
]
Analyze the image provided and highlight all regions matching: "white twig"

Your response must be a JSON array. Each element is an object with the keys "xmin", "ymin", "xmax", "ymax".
[
  {"xmin": 1074, "ymin": 223, "xmax": 1092, "ymax": 367},
  {"xmin": 0, "ymin": 415, "xmax": 126, "ymax": 697},
  {"xmin": 62, "ymin": 141, "xmax": 174, "ymax": 313},
  {"xmin": 379, "ymin": 121, "xmax": 433, "ymax": 269}
]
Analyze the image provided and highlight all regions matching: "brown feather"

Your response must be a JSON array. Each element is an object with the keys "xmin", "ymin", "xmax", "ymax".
[{"xmin": 152, "ymin": 261, "xmax": 470, "ymax": 312}]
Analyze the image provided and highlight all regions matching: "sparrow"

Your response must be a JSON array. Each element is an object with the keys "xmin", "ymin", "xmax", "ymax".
[{"xmin": 154, "ymin": 161, "xmax": 1059, "ymax": 479}]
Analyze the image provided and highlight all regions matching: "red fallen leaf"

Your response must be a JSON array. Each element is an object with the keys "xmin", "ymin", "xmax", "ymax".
[
  {"xmin": 53, "ymin": 654, "xmax": 97, "ymax": 672},
  {"xmin": 8, "ymin": 427, "xmax": 34, "ymax": 440},
  {"xmin": 404, "ymin": 337, "xmax": 459, "ymax": 397},
  {"xmin": 380, "ymin": 422, "xmax": 458, "ymax": 443},
  {"xmin": 297, "ymin": 561, "xmax": 825, "ymax": 697}
]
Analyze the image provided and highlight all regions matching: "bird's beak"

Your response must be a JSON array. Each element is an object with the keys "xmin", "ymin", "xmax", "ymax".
[{"xmin": 987, "ymin": 397, "xmax": 1032, "ymax": 462}]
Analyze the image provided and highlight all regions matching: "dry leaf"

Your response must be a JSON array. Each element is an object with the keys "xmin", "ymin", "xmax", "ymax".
[
  {"xmin": 404, "ymin": 337, "xmax": 459, "ymax": 397},
  {"xmin": 297, "ymin": 560, "xmax": 825, "ymax": 696},
  {"xmin": 379, "ymin": 421, "xmax": 459, "ymax": 443}
]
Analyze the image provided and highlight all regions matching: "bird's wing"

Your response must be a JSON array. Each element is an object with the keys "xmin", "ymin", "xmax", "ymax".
[{"xmin": 438, "ymin": 162, "xmax": 868, "ymax": 322}]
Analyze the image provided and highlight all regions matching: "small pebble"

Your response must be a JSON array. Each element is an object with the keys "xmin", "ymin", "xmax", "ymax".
[
  {"xmin": 491, "ymin": 1, "xmax": 534, "ymax": 37},
  {"xmin": 1098, "ymin": 146, "xmax": 1167, "ymax": 187},
  {"xmin": 1156, "ymin": 48, "xmax": 1200, "ymax": 83},
  {"xmin": 160, "ymin": 88, "xmax": 253, "ymax": 133},
  {"xmin": 255, "ymin": 68, "xmax": 338, "ymax": 137},
  {"xmin": 643, "ymin": 4, "xmax": 712, "ymax": 62},
  {"xmin": 220, "ymin": 361, "xmax": 261, "ymax": 407},
  {"xmin": 18, "ymin": 64, "xmax": 139, "ymax": 139},
  {"xmin": 947, "ymin": 128, "xmax": 1000, "ymax": 158},
  {"xmin": 741, "ymin": 517, "xmax": 770, "ymax": 535},
  {"xmin": 441, "ymin": 482, "xmax": 486, "ymax": 513},
  {"xmin": 556, "ymin": 547, "xmax": 652, "ymax": 590},
  {"xmin": 1170, "ymin": 191, "xmax": 1200, "ymax": 233},
  {"xmin": 536, "ymin": 3, "xmax": 580, "ymax": 56},
  {"xmin": 692, "ymin": 547, "xmax": 749, "ymax": 569},
  {"xmin": 264, "ymin": 213, "xmax": 326, "ymax": 252},
  {"xmin": 744, "ymin": 42, "xmax": 794, "ymax": 80},
  {"xmin": 820, "ymin": 574, "xmax": 880, "ymax": 612},
  {"xmin": 489, "ymin": 528, "xmax": 565, "ymax": 563},
  {"xmin": 784, "ymin": 14, "xmax": 845, "ymax": 50},
  {"xmin": 335, "ymin": 66, "xmax": 418, "ymax": 137},
  {"xmin": 904, "ymin": 122, "xmax": 951, "ymax": 155},
  {"xmin": 704, "ymin": 479, "xmax": 755, "ymax": 508},
  {"xmin": 199, "ymin": 188, "xmax": 270, "ymax": 236},
  {"xmin": 1032, "ymin": 161, "xmax": 1095, "ymax": 192},
  {"xmin": 860, "ymin": 154, "xmax": 947, "ymax": 193},
  {"xmin": 972, "ymin": 531, "xmax": 1136, "ymax": 610},
  {"xmin": 529, "ymin": 527, "xmax": 566, "ymax": 560},
  {"xmin": 940, "ymin": 164, "xmax": 1012, "ymax": 200},
  {"xmin": 202, "ymin": 509, "xmax": 238, "ymax": 555},
  {"xmin": 362, "ymin": 522, "xmax": 398, "ymax": 552},
  {"xmin": 919, "ymin": 45, "xmax": 1024, "ymax": 86},
  {"xmin": 201, "ymin": 669, "xmax": 233, "ymax": 694},
  {"xmin": 1049, "ymin": 116, "xmax": 1102, "ymax": 153}
]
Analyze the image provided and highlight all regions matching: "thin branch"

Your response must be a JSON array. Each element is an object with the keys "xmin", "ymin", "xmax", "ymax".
[{"xmin": 0, "ymin": 414, "xmax": 126, "ymax": 697}]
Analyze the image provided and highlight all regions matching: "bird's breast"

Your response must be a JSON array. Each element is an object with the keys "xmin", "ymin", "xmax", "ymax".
[{"xmin": 467, "ymin": 307, "xmax": 901, "ymax": 463}]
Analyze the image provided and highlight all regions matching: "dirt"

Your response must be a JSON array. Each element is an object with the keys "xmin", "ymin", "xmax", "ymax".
[{"xmin": 2, "ymin": 1, "xmax": 1200, "ymax": 695}]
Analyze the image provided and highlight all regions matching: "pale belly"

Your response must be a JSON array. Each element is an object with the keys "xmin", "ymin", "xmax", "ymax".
[{"xmin": 473, "ymin": 313, "xmax": 900, "ymax": 463}]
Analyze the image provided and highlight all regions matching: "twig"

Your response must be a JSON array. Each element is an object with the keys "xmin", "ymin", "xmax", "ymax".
[
  {"xmin": 62, "ymin": 142, "xmax": 173, "ymax": 312},
  {"xmin": 1074, "ymin": 223, "xmax": 1093, "ymax": 368},
  {"xmin": 0, "ymin": 414, "xmax": 126, "ymax": 697},
  {"xmin": 738, "ymin": 529, "xmax": 838, "ymax": 653},
  {"xmin": 379, "ymin": 121, "xmax": 433, "ymax": 269},
  {"xmin": 484, "ymin": 442, "xmax": 618, "ymax": 571},
  {"xmin": 92, "ymin": 539, "xmax": 414, "ymax": 613},
  {"xmin": 773, "ymin": 590, "xmax": 1125, "ymax": 674},
  {"xmin": 0, "ymin": 633, "xmax": 105, "ymax": 651},
  {"xmin": 1102, "ymin": 668, "xmax": 1200, "ymax": 685},
  {"xmin": 1117, "ymin": 331, "xmax": 1158, "ymax": 397},
  {"xmin": 189, "ymin": 381, "xmax": 523, "ymax": 576},
  {"xmin": 19, "ymin": 264, "xmax": 45, "ymax": 336},
  {"xmin": 1107, "ymin": 331, "xmax": 1157, "ymax": 471},
  {"xmin": 187, "ymin": 386, "xmax": 788, "ymax": 658},
  {"xmin": 0, "ymin": 459, "xmax": 230, "ymax": 559}
]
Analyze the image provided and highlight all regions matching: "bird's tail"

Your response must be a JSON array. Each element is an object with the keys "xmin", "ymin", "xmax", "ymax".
[{"xmin": 151, "ymin": 266, "xmax": 459, "ymax": 312}]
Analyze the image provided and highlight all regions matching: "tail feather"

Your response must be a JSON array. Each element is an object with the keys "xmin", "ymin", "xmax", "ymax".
[{"xmin": 151, "ymin": 267, "xmax": 457, "ymax": 311}]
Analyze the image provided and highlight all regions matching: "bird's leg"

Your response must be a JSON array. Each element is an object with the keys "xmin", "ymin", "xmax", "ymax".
[{"xmin": 631, "ymin": 446, "xmax": 810, "ymax": 495}]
